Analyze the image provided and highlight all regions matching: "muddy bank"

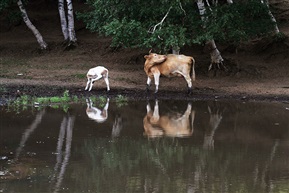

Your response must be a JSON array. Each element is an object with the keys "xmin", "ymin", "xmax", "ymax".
[{"xmin": 1, "ymin": 84, "xmax": 289, "ymax": 105}]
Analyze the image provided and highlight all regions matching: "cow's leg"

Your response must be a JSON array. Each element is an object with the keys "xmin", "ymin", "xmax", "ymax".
[
  {"xmin": 85, "ymin": 78, "xmax": 91, "ymax": 91},
  {"xmin": 146, "ymin": 102, "xmax": 151, "ymax": 113},
  {"xmin": 151, "ymin": 100, "xmax": 160, "ymax": 123},
  {"xmin": 146, "ymin": 77, "xmax": 152, "ymax": 92},
  {"xmin": 182, "ymin": 74, "xmax": 193, "ymax": 94},
  {"xmin": 184, "ymin": 103, "xmax": 192, "ymax": 118},
  {"xmin": 153, "ymin": 72, "xmax": 161, "ymax": 93}
]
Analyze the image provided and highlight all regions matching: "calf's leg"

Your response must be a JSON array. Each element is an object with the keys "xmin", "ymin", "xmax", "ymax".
[
  {"xmin": 88, "ymin": 76, "xmax": 102, "ymax": 91},
  {"xmin": 104, "ymin": 77, "xmax": 110, "ymax": 91},
  {"xmin": 85, "ymin": 79, "xmax": 91, "ymax": 91}
]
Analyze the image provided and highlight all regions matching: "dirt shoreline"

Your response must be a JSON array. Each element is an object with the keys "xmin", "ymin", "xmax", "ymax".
[{"xmin": 1, "ymin": 80, "xmax": 289, "ymax": 104}]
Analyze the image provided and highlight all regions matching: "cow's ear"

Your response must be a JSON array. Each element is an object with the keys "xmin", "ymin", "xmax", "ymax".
[{"xmin": 144, "ymin": 55, "xmax": 149, "ymax": 59}]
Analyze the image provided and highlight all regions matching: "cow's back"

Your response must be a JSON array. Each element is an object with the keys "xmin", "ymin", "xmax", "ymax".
[
  {"xmin": 167, "ymin": 54, "xmax": 193, "ymax": 63},
  {"xmin": 156, "ymin": 54, "xmax": 193, "ymax": 76}
]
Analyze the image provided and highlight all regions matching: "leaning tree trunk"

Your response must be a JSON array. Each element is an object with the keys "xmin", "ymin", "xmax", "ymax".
[
  {"xmin": 17, "ymin": 0, "xmax": 48, "ymax": 49},
  {"xmin": 196, "ymin": 0, "xmax": 224, "ymax": 71}
]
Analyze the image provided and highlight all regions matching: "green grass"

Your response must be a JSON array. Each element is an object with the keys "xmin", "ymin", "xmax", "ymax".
[
  {"xmin": 73, "ymin": 73, "xmax": 86, "ymax": 79},
  {"xmin": 5, "ymin": 90, "xmax": 129, "ymax": 112},
  {"xmin": 115, "ymin": 95, "xmax": 128, "ymax": 107}
]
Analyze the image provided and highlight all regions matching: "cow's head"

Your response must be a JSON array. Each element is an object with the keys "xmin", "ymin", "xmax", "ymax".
[{"xmin": 144, "ymin": 53, "xmax": 167, "ymax": 65}]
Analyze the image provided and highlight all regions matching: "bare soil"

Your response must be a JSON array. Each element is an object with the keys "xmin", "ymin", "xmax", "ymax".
[{"xmin": 1, "ymin": 1, "xmax": 289, "ymax": 102}]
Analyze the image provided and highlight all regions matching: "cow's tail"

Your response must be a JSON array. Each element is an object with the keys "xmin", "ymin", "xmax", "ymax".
[{"xmin": 190, "ymin": 57, "xmax": 196, "ymax": 81}]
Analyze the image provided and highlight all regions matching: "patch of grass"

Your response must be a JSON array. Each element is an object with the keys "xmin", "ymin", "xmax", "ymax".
[
  {"xmin": 35, "ymin": 97, "xmax": 50, "ymax": 104},
  {"xmin": 8, "ymin": 95, "xmax": 31, "ymax": 113},
  {"xmin": 115, "ymin": 95, "xmax": 128, "ymax": 107},
  {"xmin": 73, "ymin": 73, "xmax": 86, "ymax": 79},
  {"xmin": 87, "ymin": 96, "xmax": 108, "ymax": 108},
  {"xmin": 5, "ymin": 90, "xmax": 129, "ymax": 113},
  {"xmin": 73, "ymin": 96, "xmax": 79, "ymax": 103},
  {"xmin": 7, "ymin": 90, "xmax": 79, "ymax": 112}
]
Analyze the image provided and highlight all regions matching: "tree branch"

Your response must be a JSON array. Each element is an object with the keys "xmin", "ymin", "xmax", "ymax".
[{"xmin": 148, "ymin": 6, "xmax": 172, "ymax": 34}]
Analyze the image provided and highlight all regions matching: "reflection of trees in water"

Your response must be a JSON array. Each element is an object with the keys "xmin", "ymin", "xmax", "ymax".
[
  {"xmin": 69, "ymin": 101, "xmax": 286, "ymax": 193},
  {"xmin": 1, "ymin": 110, "xmax": 46, "ymax": 181},
  {"xmin": 253, "ymin": 139, "xmax": 280, "ymax": 192},
  {"xmin": 73, "ymin": 139, "xmax": 200, "ymax": 192},
  {"xmin": 14, "ymin": 110, "xmax": 46, "ymax": 161},
  {"xmin": 1, "ymin": 109, "xmax": 75, "ymax": 193},
  {"xmin": 50, "ymin": 115, "xmax": 74, "ymax": 193},
  {"xmin": 1, "ymin": 101, "xmax": 287, "ymax": 192},
  {"xmin": 203, "ymin": 104, "xmax": 223, "ymax": 150}
]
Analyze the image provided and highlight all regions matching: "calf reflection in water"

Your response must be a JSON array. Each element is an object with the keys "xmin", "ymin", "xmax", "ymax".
[
  {"xmin": 86, "ymin": 98, "xmax": 109, "ymax": 123},
  {"xmin": 143, "ymin": 100, "xmax": 195, "ymax": 137}
]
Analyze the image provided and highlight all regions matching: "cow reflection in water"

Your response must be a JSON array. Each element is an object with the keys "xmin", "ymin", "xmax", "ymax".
[
  {"xmin": 86, "ymin": 98, "xmax": 109, "ymax": 123},
  {"xmin": 143, "ymin": 100, "xmax": 195, "ymax": 137}
]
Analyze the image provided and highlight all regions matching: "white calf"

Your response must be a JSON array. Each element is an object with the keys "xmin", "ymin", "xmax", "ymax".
[
  {"xmin": 85, "ymin": 66, "xmax": 110, "ymax": 92},
  {"xmin": 86, "ymin": 98, "xmax": 109, "ymax": 123}
]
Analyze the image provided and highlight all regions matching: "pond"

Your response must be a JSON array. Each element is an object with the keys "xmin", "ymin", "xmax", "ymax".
[{"xmin": 1, "ymin": 99, "xmax": 289, "ymax": 193}]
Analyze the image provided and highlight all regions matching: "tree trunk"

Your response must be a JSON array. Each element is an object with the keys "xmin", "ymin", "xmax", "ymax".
[
  {"xmin": 66, "ymin": 0, "xmax": 77, "ymax": 43},
  {"xmin": 58, "ymin": 0, "xmax": 69, "ymax": 41},
  {"xmin": 196, "ymin": 0, "xmax": 224, "ymax": 70},
  {"xmin": 172, "ymin": 46, "xmax": 180, "ymax": 55},
  {"xmin": 206, "ymin": 40, "xmax": 224, "ymax": 71},
  {"xmin": 17, "ymin": 0, "xmax": 48, "ymax": 49}
]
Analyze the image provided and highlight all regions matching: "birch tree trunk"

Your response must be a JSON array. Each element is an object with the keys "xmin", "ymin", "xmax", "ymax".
[
  {"xmin": 261, "ymin": 0, "xmax": 280, "ymax": 34},
  {"xmin": 17, "ymin": 0, "xmax": 48, "ymax": 49},
  {"xmin": 66, "ymin": 0, "xmax": 77, "ymax": 43},
  {"xmin": 58, "ymin": 0, "xmax": 69, "ymax": 41},
  {"xmin": 58, "ymin": 0, "xmax": 77, "ymax": 47},
  {"xmin": 196, "ymin": 0, "xmax": 224, "ymax": 71}
]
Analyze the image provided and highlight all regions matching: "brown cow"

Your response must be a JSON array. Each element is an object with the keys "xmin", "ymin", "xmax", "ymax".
[
  {"xmin": 143, "ymin": 100, "xmax": 195, "ymax": 138},
  {"xmin": 144, "ymin": 53, "xmax": 195, "ymax": 93}
]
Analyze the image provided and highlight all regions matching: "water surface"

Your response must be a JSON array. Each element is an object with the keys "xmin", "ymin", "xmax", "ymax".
[{"xmin": 1, "ymin": 99, "xmax": 289, "ymax": 193}]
